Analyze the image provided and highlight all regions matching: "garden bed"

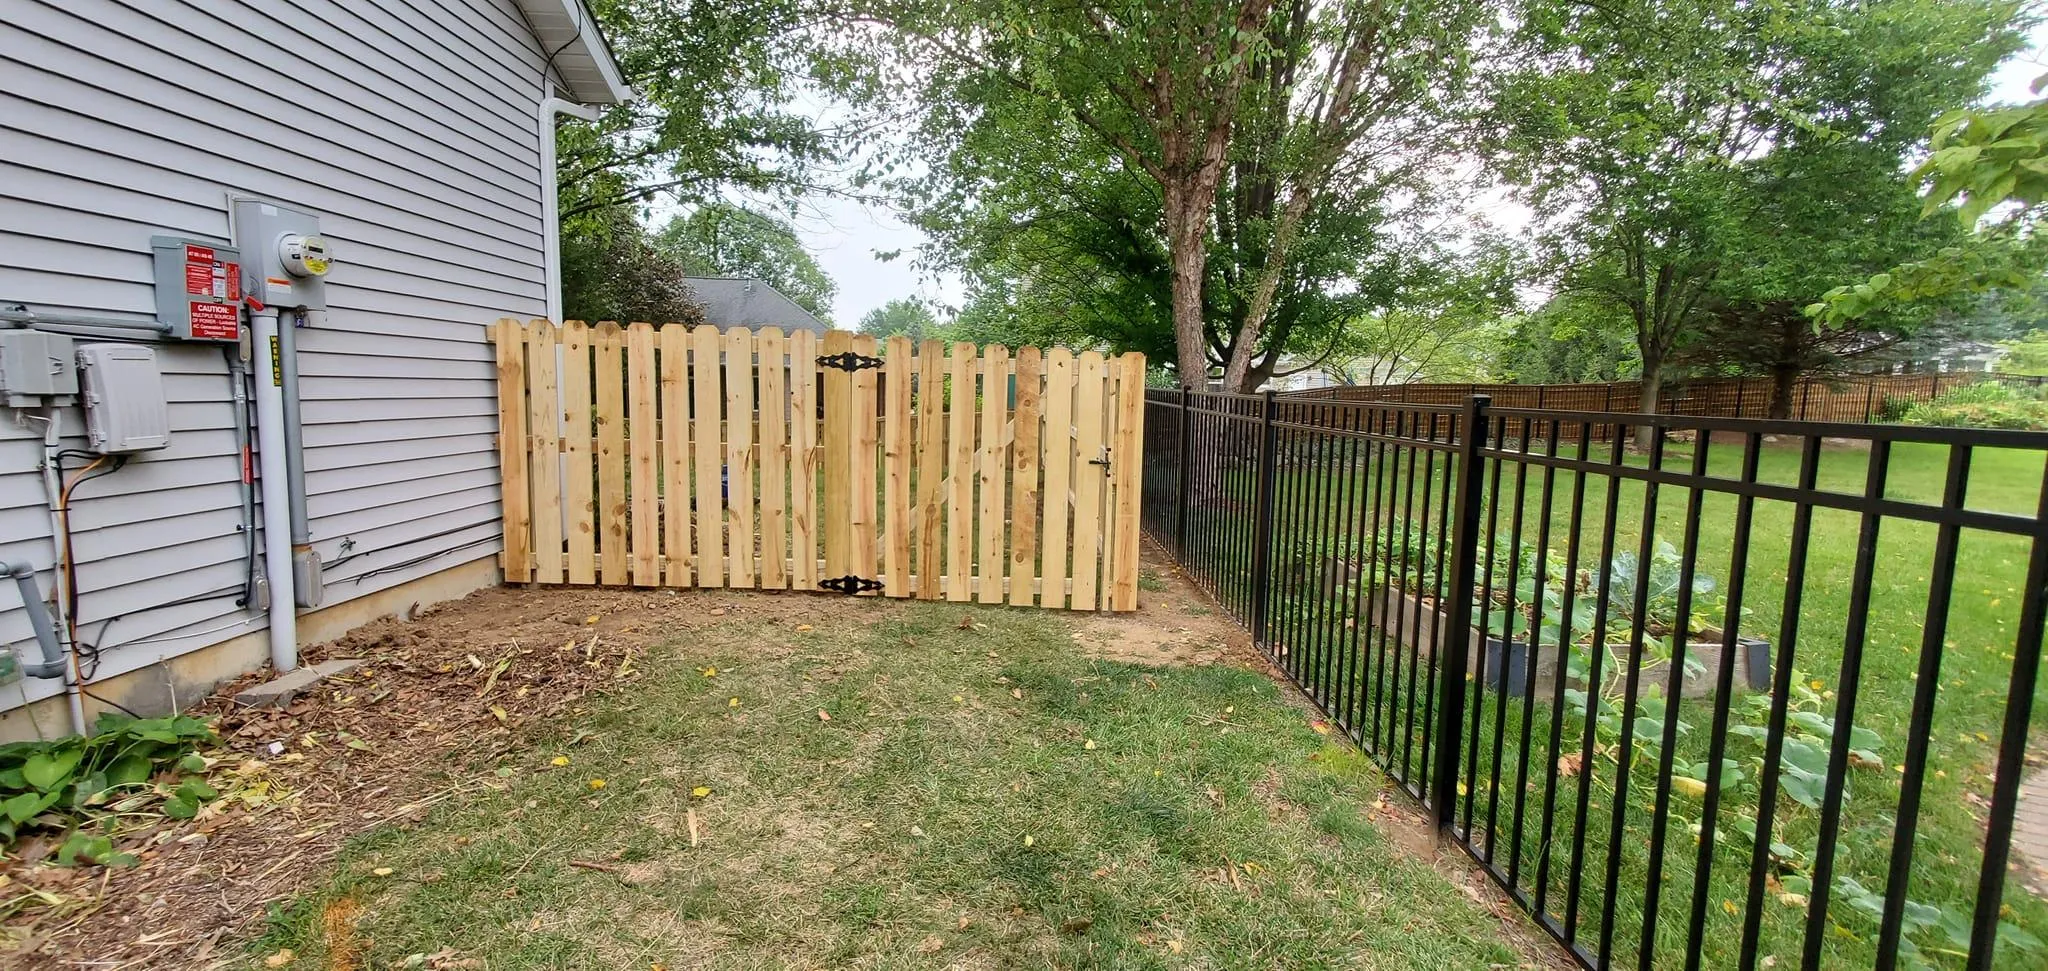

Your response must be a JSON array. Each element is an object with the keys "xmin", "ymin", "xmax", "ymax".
[{"xmin": 1363, "ymin": 585, "xmax": 1770, "ymax": 699}]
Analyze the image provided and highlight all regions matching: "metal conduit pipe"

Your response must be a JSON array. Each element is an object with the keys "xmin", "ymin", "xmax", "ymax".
[
  {"xmin": 1, "ymin": 559, "xmax": 64, "ymax": 680},
  {"xmin": 1, "ymin": 306, "xmax": 173, "ymax": 334},
  {"xmin": 277, "ymin": 310, "xmax": 316, "ymax": 606},
  {"xmin": 251, "ymin": 309, "xmax": 298, "ymax": 672},
  {"xmin": 224, "ymin": 347, "xmax": 261, "ymax": 608}
]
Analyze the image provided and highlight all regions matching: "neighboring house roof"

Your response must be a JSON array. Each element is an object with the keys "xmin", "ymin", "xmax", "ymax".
[
  {"xmin": 517, "ymin": 0, "xmax": 633, "ymax": 104},
  {"xmin": 684, "ymin": 277, "xmax": 829, "ymax": 334}
]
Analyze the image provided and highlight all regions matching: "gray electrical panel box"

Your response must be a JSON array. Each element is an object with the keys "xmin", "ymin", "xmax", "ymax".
[
  {"xmin": 150, "ymin": 236, "xmax": 244, "ymax": 343},
  {"xmin": 0, "ymin": 330, "xmax": 78, "ymax": 406},
  {"xmin": 232, "ymin": 200, "xmax": 329, "ymax": 311},
  {"xmin": 77, "ymin": 344, "xmax": 171, "ymax": 453}
]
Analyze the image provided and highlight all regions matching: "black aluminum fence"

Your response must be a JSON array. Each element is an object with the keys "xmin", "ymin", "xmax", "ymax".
[{"xmin": 1141, "ymin": 387, "xmax": 2048, "ymax": 970}]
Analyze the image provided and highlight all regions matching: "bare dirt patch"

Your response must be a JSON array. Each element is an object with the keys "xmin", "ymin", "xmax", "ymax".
[
  {"xmin": 1067, "ymin": 540, "xmax": 1260, "ymax": 669},
  {"xmin": 0, "ymin": 584, "xmax": 891, "ymax": 970}
]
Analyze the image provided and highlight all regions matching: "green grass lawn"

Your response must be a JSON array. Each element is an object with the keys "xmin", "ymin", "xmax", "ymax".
[
  {"xmin": 1190, "ymin": 433, "xmax": 2048, "ymax": 967},
  {"xmin": 250, "ymin": 602, "xmax": 1529, "ymax": 970}
]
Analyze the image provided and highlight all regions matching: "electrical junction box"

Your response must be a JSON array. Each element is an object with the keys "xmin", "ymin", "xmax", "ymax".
[
  {"xmin": 232, "ymin": 200, "xmax": 329, "ymax": 311},
  {"xmin": 77, "ymin": 344, "xmax": 171, "ymax": 453},
  {"xmin": 0, "ymin": 330, "xmax": 79, "ymax": 406},
  {"xmin": 151, "ymin": 236, "xmax": 243, "ymax": 342}
]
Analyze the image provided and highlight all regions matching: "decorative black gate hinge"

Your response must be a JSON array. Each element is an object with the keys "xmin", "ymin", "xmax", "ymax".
[
  {"xmin": 817, "ymin": 351, "xmax": 884, "ymax": 372},
  {"xmin": 819, "ymin": 575, "xmax": 884, "ymax": 595}
]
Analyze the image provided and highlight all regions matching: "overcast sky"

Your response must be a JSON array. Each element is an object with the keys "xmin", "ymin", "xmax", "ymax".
[{"xmin": 791, "ymin": 30, "xmax": 2048, "ymax": 327}]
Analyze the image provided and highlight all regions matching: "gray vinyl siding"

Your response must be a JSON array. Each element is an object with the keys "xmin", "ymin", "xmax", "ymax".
[{"xmin": 0, "ymin": 0, "xmax": 551, "ymax": 710}]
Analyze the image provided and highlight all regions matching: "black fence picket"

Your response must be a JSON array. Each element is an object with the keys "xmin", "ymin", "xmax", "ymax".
[{"xmin": 1141, "ymin": 388, "xmax": 2048, "ymax": 971}]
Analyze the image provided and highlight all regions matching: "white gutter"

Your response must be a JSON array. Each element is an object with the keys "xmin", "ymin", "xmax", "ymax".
[{"xmin": 539, "ymin": 97, "xmax": 603, "ymax": 323}]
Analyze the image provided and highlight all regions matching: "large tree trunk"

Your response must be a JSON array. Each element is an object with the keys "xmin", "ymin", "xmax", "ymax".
[
  {"xmin": 1634, "ymin": 353, "xmax": 1665, "ymax": 451},
  {"xmin": 1767, "ymin": 364, "xmax": 1800, "ymax": 420},
  {"xmin": 1164, "ymin": 182, "xmax": 1212, "ymax": 390},
  {"xmin": 1766, "ymin": 310, "xmax": 1804, "ymax": 419}
]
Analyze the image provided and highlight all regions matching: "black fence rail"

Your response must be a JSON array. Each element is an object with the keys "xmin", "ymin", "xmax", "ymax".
[{"xmin": 1141, "ymin": 387, "xmax": 2048, "ymax": 970}]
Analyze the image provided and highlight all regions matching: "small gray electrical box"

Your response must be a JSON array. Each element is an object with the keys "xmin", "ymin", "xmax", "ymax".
[
  {"xmin": 150, "ymin": 235, "xmax": 244, "ymax": 343},
  {"xmin": 0, "ymin": 330, "xmax": 79, "ymax": 406},
  {"xmin": 77, "ymin": 344, "xmax": 171, "ymax": 453}
]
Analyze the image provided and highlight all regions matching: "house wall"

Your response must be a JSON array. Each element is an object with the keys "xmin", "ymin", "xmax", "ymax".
[{"xmin": 0, "ymin": 0, "xmax": 550, "ymax": 719}]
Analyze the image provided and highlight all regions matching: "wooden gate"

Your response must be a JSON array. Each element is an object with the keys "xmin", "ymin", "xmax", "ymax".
[{"xmin": 490, "ymin": 320, "xmax": 1147, "ymax": 610}]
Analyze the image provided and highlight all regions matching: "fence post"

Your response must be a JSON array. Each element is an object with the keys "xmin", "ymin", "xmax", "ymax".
[
  {"xmin": 1248, "ymin": 390, "xmax": 1279, "ymax": 647},
  {"xmin": 1864, "ymin": 381, "xmax": 1877, "ymax": 423},
  {"xmin": 1431, "ymin": 394, "xmax": 1490, "ymax": 830},
  {"xmin": 1176, "ymin": 386, "xmax": 1193, "ymax": 554}
]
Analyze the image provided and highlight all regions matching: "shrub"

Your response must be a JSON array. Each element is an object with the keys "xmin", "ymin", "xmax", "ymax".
[{"xmin": 1902, "ymin": 381, "xmax": 2048, "ymax": 430}]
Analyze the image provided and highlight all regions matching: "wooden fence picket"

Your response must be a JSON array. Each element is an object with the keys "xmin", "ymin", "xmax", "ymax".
[
  {"xmin": 914, "ymin": 341, "xmax": 946, "ymax": 600},
  {"xmin": 976, "ymin": 345, "xmax": 1008, "ymax": 604},
  {"xmin": 821, "ymin": 331, "xmax": 852, "ymax": 581},
  {"xmin": 724, "ymin": 327, "xmax": 757, "ymax": 587},
  {"xmin": 1008, "ymin": 347, "xmax": 1041, "ymax": 607},
  {"xmin": 883, "ymin": 336, "xmax": 913, "ymax": 598},
  {"xmin": 757, "ymin": 328, "xmax": 789, "ymax": 590},
  {"xmin": 691, "ymin": 325, "xmax": 724, "ymax": 587},
  {"xmin": 1038, "ymin": 348, "xmax": 1075, "ymax": 609},
  {"xmin": 561, "ymin": 321, "xmax": 596, "ymax": 584},
  {"xmin": 850, "ymin": 335, "xmax": 880, "ymax": 589},
  {"xmin": 1069, "ymin": 351, "xmax": 1108, "ymax": 610},
  {"xmin": 659, "ymin": 324, "xmax": 691, "ymax": 586},
  {"xmin": 492, "ymin": 319, "xmax": 532, "ymax": 582},
  {"xmin": 790, "ymin": 329, "xmax": 819, "ymax": 590},
  {"xmin": 1108, "ymin": 352, "xmax": 1147, "ymax": 610},
  {"xmin": 627, "ymin": 323, "xmax": 660, "ymax": 586},
  {"xmin": 524, "ymin": 320, "xmax": 563, "ymax": 585},
  {"xmin": 494, "ymin": 321, "xmax": 1141, "ymax": 610}
]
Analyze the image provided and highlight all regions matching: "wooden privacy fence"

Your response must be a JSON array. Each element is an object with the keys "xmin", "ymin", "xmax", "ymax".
[
  {"xmin": 1290, "ymin": 371, "xmax": 2047, "ymax": 424},
  {"xmin": 489, "ymin": 320, "xmax": 1147, "ymax": 611}
]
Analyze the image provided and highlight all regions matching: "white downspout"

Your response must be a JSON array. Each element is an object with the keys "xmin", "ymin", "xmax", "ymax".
[
  {"xmin": 252, "ymin": 309, "xmax": 297, "ymax": 673},
  {"xmin": 539, "ymin": 97, "xmax": 602, "ymax": 323}
]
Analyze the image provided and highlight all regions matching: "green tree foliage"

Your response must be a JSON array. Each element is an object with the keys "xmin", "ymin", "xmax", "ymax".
[
  {"xmin": 655, "ymin": 203, "xmax": 837, "ymax": 319},
  {"xmin": 1816, "ymin": 82, "xmax": 2048, "ymax": 324},
  {"xmin": 560, "ymin": 0, "xmax": 871, "ymax": 318},
  {"xmin": 879, "ymin": 0, "xmax": 1485, "ymax": 390},
  {"xmin": 855, "ymin": 298, "xmax": 943, "ymax": 341},
  {"xmin": 1491, "ymin": 0, "xmax": 2026, "ymax": 420},
  {"xmin": 1324, "ymin": 238, "xmax": 1521, "ymax": 384},
  {"xmin": 1491, "ymin": 295, "xmax": 1641, "ymax": 385},
  {"xmin": 564, "ymin": 0, "xmax": 867, "ymax": 221},
  {"xmin": 561, "ymin": 207, "xmax": 708, "ymax": 324}
]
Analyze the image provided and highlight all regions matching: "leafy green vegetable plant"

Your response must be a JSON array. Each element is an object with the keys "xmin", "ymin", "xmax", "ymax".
[{"xmin": 0, "ymin": 712, "xmax": 219, "ymax": 860}]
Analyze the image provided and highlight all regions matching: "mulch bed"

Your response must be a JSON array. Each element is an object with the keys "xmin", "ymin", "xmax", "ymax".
[{"xmin": 0, "ymin": 584, "xmax": 771, "ymax": 970}]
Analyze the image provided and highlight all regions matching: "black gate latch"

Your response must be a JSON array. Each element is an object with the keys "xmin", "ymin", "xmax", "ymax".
[
  {"xmin": 817, "ymin": 351, "xmax": 884, "ymax": 372},
  {"xmin": 819, "ymin": 575, "xmax": 884, "ymax": 595}
]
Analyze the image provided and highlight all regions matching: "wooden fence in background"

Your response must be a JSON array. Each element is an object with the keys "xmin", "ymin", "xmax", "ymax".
[
  {"xmin": 1288, "ymin": 371, "xmax": 2045, "ymax": 424},
  {"xmin": 490, "ymin": 320, "xmax": 1147, "ymax": 611}
]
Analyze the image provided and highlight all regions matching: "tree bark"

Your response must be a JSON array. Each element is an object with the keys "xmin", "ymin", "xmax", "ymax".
[
  {"xmin": 1220, "ymin": 188, "xmax": 1312, "ymax": 392},
  {"xmin": 1164, "ymin": 182, "xmax": 1213, "ymax": 388},
  {"xmin": 1768, "ymin": 363, "xmax": 1799, "ymax": 420},
  {"xmin": 1634, "ymin": 351, "xmax": 1665, "ymax": 451}
]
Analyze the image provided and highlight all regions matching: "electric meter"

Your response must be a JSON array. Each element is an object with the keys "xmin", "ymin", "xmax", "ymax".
[
  {"xmin": 278, "ymin": 234, "xmax": 332, "ymax": 278},
  {"xmin": 232, "ymin": 200, "xmax": 328, "ymax": 311}
]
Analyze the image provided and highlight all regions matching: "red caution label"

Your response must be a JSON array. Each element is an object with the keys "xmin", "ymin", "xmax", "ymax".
[
  {"xmin": 189, "ymin": 301, "xmax": 239, "ymax": 340},
  {"xmin": 185, "ymin": 244, "xmax": 215, "ymax": 264}
]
